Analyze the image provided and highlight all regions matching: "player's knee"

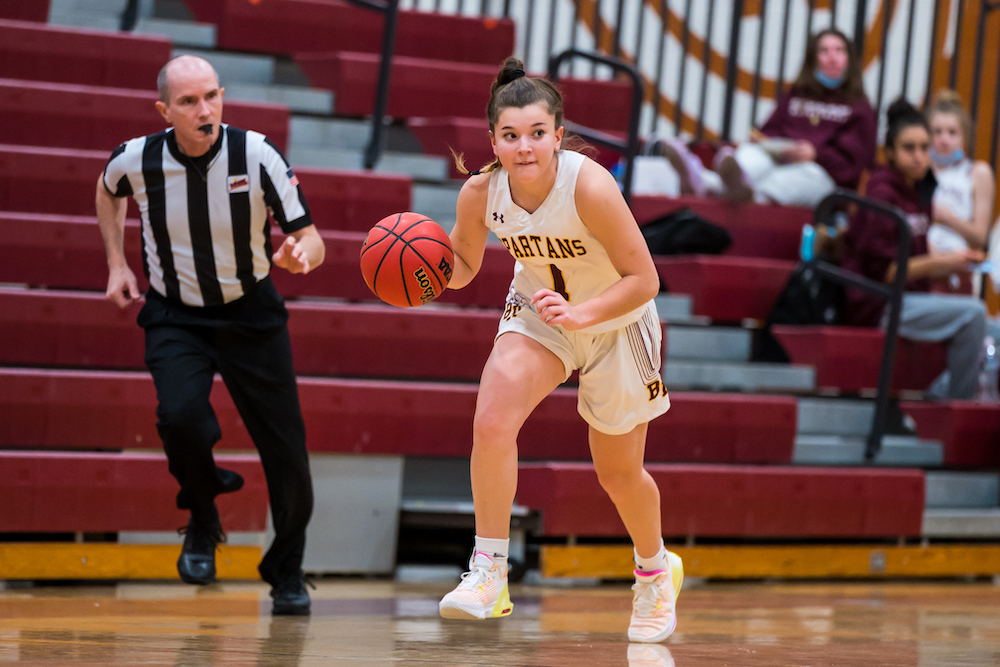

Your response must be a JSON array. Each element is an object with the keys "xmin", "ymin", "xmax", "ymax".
[
  {"xmin": 472, "ymin": 410, "xmax": 519, "ymax": 451},
  {"xmin": 594, "ymin": 463, "xmax": 643, "ymax": 497}
]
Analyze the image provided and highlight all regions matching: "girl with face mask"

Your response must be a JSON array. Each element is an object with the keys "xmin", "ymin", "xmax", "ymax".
[
  {"xmin": 841, "ymin": 99, "xmax": 1000, "ymax": 399},
  {"xmin": 925, "ymin": 90, "xmax": 996, "ymax": 295},
  {"xmin": 655, "ymin": 28, "xmax": 876, "ymax": 208}
]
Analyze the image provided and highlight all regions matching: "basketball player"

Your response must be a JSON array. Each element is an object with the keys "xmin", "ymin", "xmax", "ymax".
[{"xmin": 437, "ymin": 57, "xmax": 681, "ymax": 643}]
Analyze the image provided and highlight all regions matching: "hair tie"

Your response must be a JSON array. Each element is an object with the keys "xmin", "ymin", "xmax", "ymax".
[
  {"xmin": 508, "ymin": 69, "xmax": 525, "ymax": 82},
  {"xmin": 468, "ymin": 169, "xmax": 481, "ymax": 176}
]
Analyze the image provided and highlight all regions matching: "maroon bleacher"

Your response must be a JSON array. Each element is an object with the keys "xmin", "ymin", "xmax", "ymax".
[
  {"xmin": 0, "ymin": 1, "xmax": 49, "ymax": 22},
  {"xmin": 0, "ymin": 149, "xmax": 408, "ymax": 228},
  {"xmin": 0, "ymin": 213, "xmax": 512, "ymax": 308},
  {"xmin": 0, "ymin": 369, "xmax": 796, "ymax": 464},
  {"xmin": 296, "ymin": 51, "xmax": 634, "ymax": 132},
  {"xmin": 517, "ymin": 463, "xmax": 925, "ymax": 538},
  {"xmin": 901, "ymin": 401, "xmax": 1000, "ymax": 468},
  {"xmin": 0, "ymin": 451, "xmax": 268, "ymax": 532},
  {"xmin": 0, "ymin": 20, "xmax": 171, "ymax": 89},
  {"xmin": 634, "ymin": 195, "xmax": 809, "ymax": 261},
  {"xmin": 772, "ymin": 326, "xmax": 948, "ymax": 393},
  {"xmin": 0, "ymin": 78, "xmax": 291, "ymax": 152},
  {"xmin": 184, "ymin": 0, "xmax": 515, "ymax": 66},
  {"xmin": 655, "ymin": 255, "xmax": 796, "ymax": 322},
  {"xmin": 0, "ymin": 288, "xmax": 499, "ymax": 380}
]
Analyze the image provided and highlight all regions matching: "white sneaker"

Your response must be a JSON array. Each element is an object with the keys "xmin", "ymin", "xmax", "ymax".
[
  {"xmin": 438, "ymin": 551, "xmax": 513, "ymax": 620},
  {"xmin": 627, "ymin": 550, "xmax": 684, "ymax": 643}
]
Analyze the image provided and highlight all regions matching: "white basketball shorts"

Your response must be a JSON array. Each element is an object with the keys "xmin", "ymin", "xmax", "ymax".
[{"xmin": 496, "ymin": 290, "xmax": 670, "ymax": 435}]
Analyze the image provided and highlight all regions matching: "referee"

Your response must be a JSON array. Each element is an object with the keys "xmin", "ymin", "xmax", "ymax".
[{"xmin": 96, "ymin": 55, "xmax": 325, "ymax": 615}]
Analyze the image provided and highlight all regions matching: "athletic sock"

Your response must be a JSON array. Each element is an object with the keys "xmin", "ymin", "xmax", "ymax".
[
  {"xmin": 634, "ymin": 544, "xmax": 668, "ymax": 574},
  {"xmin": 474, "ymin": 536, "xmax": 510, "ymax": 572}
]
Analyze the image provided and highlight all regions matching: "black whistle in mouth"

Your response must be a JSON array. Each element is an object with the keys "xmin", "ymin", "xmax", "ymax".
[{"xmin": 198, "ymin": 124, "xmax": 214, "ymax": 134}]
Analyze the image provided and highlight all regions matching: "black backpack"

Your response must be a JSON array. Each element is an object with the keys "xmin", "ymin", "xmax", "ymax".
[
  {"xmin": 640, "ymin": 208, "xmax": 732, "ymax": 256},
  {"xmin": 752, "ymin": 262, "xmax": 845, "ymax": 362}
]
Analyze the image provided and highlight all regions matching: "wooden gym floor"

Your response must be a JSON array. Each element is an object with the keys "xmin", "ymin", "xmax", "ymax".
[{"xmin": 1, "ymin": 578, "xmax": 999, "ymax": 665}]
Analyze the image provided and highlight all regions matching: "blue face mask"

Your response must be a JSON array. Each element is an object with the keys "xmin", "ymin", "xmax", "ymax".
[
  {"xmin": 815, "ymin": 68, "xmax": 845, "ymax": 89},
  {"xmin": 930, "ymin": 148, "xmax": 965, "ymax": 167}
]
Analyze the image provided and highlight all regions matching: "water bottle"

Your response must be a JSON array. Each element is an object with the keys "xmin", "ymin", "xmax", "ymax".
[
  {"xmin": 978, "ymin": 336, "xmax": 1000, "ymax": 402},
  {"xmin": 800, "ymin": 223, "xmax": 816, "ymax": 262}
]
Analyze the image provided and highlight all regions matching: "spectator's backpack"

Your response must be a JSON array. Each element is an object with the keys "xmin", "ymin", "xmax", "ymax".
[
  {"xmin": 752, "ymin": 262, "xmax": 845, "ymax": 362},
  {"xmin": 640, "ymin": 208, "xmax": 732, "ymax": 256}
]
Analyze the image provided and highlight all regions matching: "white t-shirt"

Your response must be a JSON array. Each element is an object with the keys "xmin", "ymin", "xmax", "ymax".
[{"xmin": 929, "ymin": 159, "xmax": 974, "ymax": 253}]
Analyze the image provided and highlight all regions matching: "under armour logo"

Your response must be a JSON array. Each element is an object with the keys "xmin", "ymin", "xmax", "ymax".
[{"xmin": 493, "ymin": 212, "xmax": 504, "ymax": 224}]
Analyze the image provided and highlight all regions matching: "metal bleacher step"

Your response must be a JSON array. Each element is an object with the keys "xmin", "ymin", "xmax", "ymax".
[
  {"xmin": 655, "ymin": 294, "xmax": 696, "ymax": 323},
  {"xmin": 224, "ymin": 83, "xmax": 334, "ymax": 115},
  {"xmin": 666, "ymin": 324, "xmax": 750, "ymax": 362},
  {"xmin": 793, "ymin": 434, "xmax": 943, "ymax": 466},
  {"xmin": 797, "ymin": 397, "xmax": 875, "ymax": 436},
  {"xmin": 135, "ymin": 18, "xmax": 216, "ymax": 48},
  {"xmin": 922, "ymin": 508, "xmax": 1000, "ymax": 538},
  {"xmin": 925, "ymin": 472, "xmax": 1000, "ymax": 508},
  {"xmin": 287, "ymin": 146, "xmax": 449, "ymax": 181},
  {"xmin": 664, "ymin": 360, "xmax": 814, "ymax": 393}
]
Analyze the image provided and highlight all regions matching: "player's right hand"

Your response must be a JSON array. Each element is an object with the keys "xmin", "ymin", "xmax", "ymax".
[{"xmin": 106, "ymin": 265, "xmax": 140, "ymax": 308}]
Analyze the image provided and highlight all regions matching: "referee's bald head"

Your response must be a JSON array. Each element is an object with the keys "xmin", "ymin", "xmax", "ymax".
[{"xmin": 157, "ymin": 55, "xmax": 220, "ymax": 105}]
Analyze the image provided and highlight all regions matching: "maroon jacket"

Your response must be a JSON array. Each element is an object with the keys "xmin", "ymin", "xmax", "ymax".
[
  {"xmin": 760, "ymin": 88, "xmax": 877, "ymax": 190},
  {"xmin": 841, "ymin": 164, "xmax": 934, "ymax": 326}
]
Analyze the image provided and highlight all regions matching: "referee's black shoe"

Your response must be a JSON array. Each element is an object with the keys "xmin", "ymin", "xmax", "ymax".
[
  {"xmin": 271, "ymin": 571, "xmax": 314, "ymax": 616},
  {"xmin": 177, "ymin": 518, "xmax": 225, "ymax": 585}
]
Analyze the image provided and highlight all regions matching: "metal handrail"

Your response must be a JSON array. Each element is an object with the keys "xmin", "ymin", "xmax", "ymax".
[
  {"xmin": 344, "ymin": 0, "xmax": 400, "ymax": 170},
  {"xmin": 547, "ymin": 49, "xmax": 644, "ymax": 204},
  {"xmin": 809, "ymin": 189, "xmax": 912, "ymax": 463}
]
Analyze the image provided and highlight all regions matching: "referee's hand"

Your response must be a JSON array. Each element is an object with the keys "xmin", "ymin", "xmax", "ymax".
[
  {"xmin": 106, "ymin": 265, "xmax": 140, "ymax": 309},
  {"xmin": 272, "ymin": 236, "xmax": 311, "ymax": 275}
]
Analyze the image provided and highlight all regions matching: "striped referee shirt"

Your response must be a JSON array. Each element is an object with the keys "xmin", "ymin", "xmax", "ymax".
[{"xmin": 103, "ymin": 124, "xmax": 312, "ymax": 307}]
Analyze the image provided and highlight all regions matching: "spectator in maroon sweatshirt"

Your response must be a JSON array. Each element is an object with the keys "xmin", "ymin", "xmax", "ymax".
[
  {"xmin": 655, "ymin": 28, "xmax": 875, "ymax": 207},
  {"xmin": 842, "ymin": 99, "xmax": 999, "ymax": 399}
]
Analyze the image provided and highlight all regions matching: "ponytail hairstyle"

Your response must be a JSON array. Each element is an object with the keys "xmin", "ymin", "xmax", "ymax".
[
  {"xmin": 885, "ymin": 98, "xmax": 929, "ymax": 152},
  {"xmin": 453, "ymin": 57, "xmax": 567, "ymax": 176},
  {"xmin": 926, "ymin": 89, "xmax": 973, "ymax": 150}
]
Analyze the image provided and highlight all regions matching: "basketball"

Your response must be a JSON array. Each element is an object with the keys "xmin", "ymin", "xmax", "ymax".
[{"xmin": 360, "ymin": 212, "xmax": 454, "ymax": 308}]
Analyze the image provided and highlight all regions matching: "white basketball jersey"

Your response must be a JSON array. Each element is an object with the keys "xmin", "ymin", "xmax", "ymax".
[
  {"xmin": 929, "ymin": 159, "xmax": 974, "ymax": 252},
  {"xmin": 486, "ymin": 150, "xmax": 654, "ymax": 334}
]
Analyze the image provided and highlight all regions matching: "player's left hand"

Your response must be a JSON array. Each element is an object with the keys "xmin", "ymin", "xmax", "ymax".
[
  {"xmin": 532, "ymin": 289, "xmax": 585, "ymax": 330},
  {"xmin": 273, "ymin": 236, "xmax": 312, "ymax": 274}
]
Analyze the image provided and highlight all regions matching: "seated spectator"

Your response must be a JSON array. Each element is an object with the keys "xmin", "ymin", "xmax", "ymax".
[
  {"xmin": 841, "ymin": 99, "xmax": 1000, "ymax": 400},
  {"xmin": 652, "ymin": 28, "xmax": 876, "ymax": 207},
  {"xmin": 925, "ymin": 90, "xmax": 996, "ymax": 294}
]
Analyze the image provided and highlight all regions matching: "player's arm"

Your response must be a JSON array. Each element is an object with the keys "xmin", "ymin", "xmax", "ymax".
[
  {"xmin": 447, "ymin": 174, "xmax": 491, "ymax": 290},
  {"xmin": 533, "ymin": 159, "xmax": 659, "ymax": 330},
  {"xmin": 273, "ymin": 223, "xmax": 325, "ymax": 275},
  {"xmin": 96, "ymin": 172, "xmax": 140, "ymax": 308}
]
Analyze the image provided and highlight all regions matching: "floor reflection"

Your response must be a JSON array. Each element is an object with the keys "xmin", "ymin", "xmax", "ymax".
[{"xmin": 0, "ymin": 581, "xmax": 997, "ymax": 665}]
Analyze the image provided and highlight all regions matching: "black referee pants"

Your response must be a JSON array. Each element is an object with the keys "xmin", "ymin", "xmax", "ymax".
[{"xmin": 143, "ymin": 306, "xmax": 313, "ymax": 585}]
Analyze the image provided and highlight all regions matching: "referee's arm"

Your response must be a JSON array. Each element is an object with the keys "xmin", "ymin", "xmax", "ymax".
[
  {"xmin": 96, "ymin": 173, "xmax": 140, "ymax": 308},
  {"xmin": 273, "ymin": 223, "xmax": 325, "ymax": 275}
]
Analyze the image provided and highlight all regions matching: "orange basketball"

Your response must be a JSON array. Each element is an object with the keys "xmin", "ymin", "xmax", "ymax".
[{"xmin": 360, "ymin": 212, "xmax": 454, "ymax": 308}]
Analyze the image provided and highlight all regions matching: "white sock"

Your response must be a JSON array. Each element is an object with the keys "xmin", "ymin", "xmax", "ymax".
[
  {"xmin": 474, "ymin": 536, "xmax": 509, "ymax": 561},
  {"xmin": 634, "ymin": 544, "xmax": 668, "ymax": 574}
]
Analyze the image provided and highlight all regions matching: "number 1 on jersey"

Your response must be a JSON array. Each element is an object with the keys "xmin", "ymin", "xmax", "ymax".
[{"xmin": 549, "ymin": 264, "xmax": 569, "ymax": 301}]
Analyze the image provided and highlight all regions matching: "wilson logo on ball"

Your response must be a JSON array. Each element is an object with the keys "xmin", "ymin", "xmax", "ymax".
[{"xmin": 359, "ymin": 212, "xmax": 454, "ymax": 308}]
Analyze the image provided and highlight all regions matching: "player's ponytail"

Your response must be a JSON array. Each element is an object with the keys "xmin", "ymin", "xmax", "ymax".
[{"xmin": 452, "ymin": 57, "xmax": 567, "ymax": 176}]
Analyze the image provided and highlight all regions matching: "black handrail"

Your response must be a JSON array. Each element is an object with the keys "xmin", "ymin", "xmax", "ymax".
[
  {"xmin": 810, "ymin": 189, "xmax": 912, "ymax": 463},
  {"xmin": 547, "ymin": 49, "xmax": 643, "ymax": 204},
  {"xmin": 344, "ymin": 0, "xmax": 399, "ymax": 170}
]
